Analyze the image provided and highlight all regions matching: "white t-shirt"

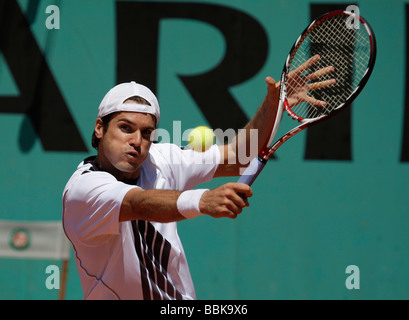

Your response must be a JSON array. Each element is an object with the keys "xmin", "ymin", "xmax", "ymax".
[{"xmin": 62, "ymin": 143, "xmax": 220, "ymax": 300}]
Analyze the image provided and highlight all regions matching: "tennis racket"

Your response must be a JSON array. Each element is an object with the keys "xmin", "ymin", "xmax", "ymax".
[{"xmin": 238, "ymin": 10, "xmax": 377, "ymax": 187}]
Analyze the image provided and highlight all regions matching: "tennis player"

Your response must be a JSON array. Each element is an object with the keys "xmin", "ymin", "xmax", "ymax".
[{"xmin": 62, "ymin": 75, "xmax": 321, "ymax": 299}]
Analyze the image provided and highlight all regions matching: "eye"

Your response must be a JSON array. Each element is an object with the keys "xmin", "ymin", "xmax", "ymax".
[
  {"xmin": 141, "ymin": 129, "xmax": 153, "ymax": 140},
  {"xmin": 119, "ymin": 124, "xmax": 132, "ymax": 133}
]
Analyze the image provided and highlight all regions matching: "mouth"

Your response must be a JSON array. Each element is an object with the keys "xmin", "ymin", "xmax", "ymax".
[{"xmin": 125, "ymin": 150, "xmax": 139, "ymax": 158}]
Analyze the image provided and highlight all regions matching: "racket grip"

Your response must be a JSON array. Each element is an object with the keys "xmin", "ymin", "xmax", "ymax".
[{"xmin": 237, "ymin": 157, "xmax": 266, "ymax": 187}]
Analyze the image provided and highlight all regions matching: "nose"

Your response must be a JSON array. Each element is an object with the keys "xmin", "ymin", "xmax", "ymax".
[{"xmin": 129, "ymin": 130, "xmax": 142, "ymax": 148}]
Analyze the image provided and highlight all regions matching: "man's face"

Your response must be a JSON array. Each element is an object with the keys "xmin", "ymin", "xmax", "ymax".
[{"xmin": 95, "ymin": 111, "xmax": 155, "ymax": 180}]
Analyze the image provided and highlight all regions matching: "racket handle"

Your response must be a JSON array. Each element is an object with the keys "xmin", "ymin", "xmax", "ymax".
[{"xmin": 237, "ymin": 156, "xmax": 266, "ymax": 186}]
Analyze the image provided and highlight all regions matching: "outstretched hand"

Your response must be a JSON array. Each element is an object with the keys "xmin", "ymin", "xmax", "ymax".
[
  {"xmin": 265, "ymin": 54, "xmax": 336, "ymax": 109},
  {"xmin": 286, "ymin": 54, "xmax": 336, "ymax": 108}
]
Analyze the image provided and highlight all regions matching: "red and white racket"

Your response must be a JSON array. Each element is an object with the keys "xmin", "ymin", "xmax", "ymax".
[{"xmin": 238, "ymin": 10, "xmax": 377, "ymax": 186}]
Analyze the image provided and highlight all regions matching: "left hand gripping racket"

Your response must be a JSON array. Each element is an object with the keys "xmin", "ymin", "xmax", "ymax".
[{"xmin": 238, "ymin": 10, "xmax": 377, "ymax": 186}]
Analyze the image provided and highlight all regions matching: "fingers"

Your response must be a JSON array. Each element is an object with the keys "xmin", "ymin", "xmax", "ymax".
[
  {"xmin": 265, "ymin": 76, "xmax": 276, "ymax": 86},
  {"xmin": 228, "ymin": 184, "xmax": 251, "ymax": 211},
  {"xmin": 202, "ymin": 183, "xmax": 253, "ymax": 219},
  {"xmin": 231, "ymin": 182, "xmax": 253, "ymax": 199},
  {"xmin": 285, "ymin": 55, "xmax": 336, "ymax": 109},
  {"xmin": 302, "ymin": 95, "xmax": 328, "ymax": 108},
  {"xmin": 265, "ymin": 77, "xmax": 280, "ymax": 103},
  {"xmin": 305, "ymin": 78, "xmax": 336, "ymax": 108},
  {"xmin": 289, "ymin": 54, "xmax": 335, "ymax": 86},
  {"xmin": 222, "ymin": 183, "xmax": 252, "ymax": 219},
  {"xmin": 308, "ymin": 78, "xmax": 336, "ymax": 90},
  {"xmin": 291, "ymin": 54, "xmax": 321, "ymax": 76},
  {"xmin": 305, "ymin": 65, "xmax": 335, "ymax": 82}
]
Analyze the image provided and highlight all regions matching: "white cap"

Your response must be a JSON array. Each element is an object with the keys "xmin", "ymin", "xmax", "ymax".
[{"xmin": 98, "ymin": 82, "xmax": 160, "ymax": 124}]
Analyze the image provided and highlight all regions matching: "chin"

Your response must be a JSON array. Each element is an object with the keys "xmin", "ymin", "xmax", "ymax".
[{"xmin": 113, "ymin": 161, "xmax": 139, "ymax": 174}]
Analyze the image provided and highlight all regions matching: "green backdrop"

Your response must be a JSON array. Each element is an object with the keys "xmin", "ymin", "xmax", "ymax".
[{"xmin": 0, "ymin": 0, "xmax": 408, "ymax": 300}]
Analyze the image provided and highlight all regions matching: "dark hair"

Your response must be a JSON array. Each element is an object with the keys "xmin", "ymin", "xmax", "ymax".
[{"xmin": 91, "ymin": 95, "xmax": 152, "ymax": 150}]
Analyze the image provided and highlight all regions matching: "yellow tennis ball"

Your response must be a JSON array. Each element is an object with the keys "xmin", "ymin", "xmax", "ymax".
[{"xmin": 188, "ymin": 126, "xmax": 215, "ymax": 152}]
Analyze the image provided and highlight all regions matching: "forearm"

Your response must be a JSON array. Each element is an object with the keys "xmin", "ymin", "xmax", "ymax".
[
  {"xmin": 237, "ymin": 77, "xmax": 280, "ymax": 155},
  {"xmin": 215, "ymin": 77, "xmax": 280, "ymax": 177},
  {"xmin": 235, "ymin": 96, "xmax": 277, "ymax": 155},
  {"xmin": 119, "ymin": 183, "xmax": 253, "ymax": 222},
  {"xmin": 120, "ymin": 188, "xmax": 186, "ymax": 223}
]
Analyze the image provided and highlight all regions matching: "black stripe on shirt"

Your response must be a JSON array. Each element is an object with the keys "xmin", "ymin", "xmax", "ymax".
[{"xmin": 132, "ymin": 220, "xmax": 183, "ymax": 300}]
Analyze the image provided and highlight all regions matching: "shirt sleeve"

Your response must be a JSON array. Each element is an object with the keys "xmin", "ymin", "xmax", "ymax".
[{"xmin": 63, "ymin": 170, "xmax": 138, "ymax": 244}]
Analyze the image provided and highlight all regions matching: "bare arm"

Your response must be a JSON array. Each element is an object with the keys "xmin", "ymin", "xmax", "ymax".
[
  {"xmin": 215, "ymin": 77, "xmax": 280, "ymax": 177},
  {"xmin": 119, "ymin": 183, "xmax": 253, "ymax": 222},
  {"xmin": 120, "ymin": 188, "xmax": 184, "ymax": 222}
]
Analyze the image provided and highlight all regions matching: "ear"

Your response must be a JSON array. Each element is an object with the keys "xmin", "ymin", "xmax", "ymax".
[{"xmin": 94, "ymin": 118, "xmax": 104, "ymax": 139}]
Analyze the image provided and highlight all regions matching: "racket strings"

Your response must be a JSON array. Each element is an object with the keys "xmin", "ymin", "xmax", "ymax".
[{"xmin": 287, "ymin": 14, "xmax": 371, "ymax": 120}]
